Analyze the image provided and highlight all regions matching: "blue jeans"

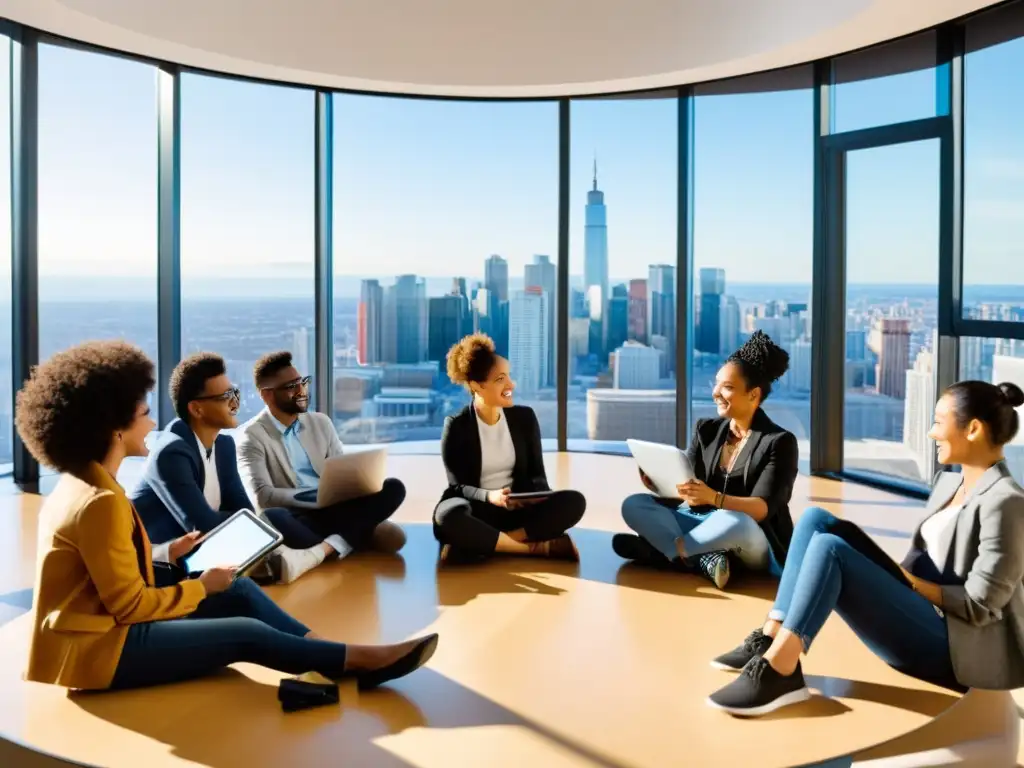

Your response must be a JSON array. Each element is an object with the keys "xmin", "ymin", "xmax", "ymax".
[
  {"xmin": 621, "ymin": 493, "xmax": 771, "ymax": 570},
  {"xmin": 109, "ymin": 577, "xmax": 348, "ymax": 689},
  {"xmin": 770, "ymin": 507, "xmax": 962, "ymax": 690}
]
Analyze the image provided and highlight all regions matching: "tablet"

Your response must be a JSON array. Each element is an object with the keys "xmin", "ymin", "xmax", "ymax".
[
  {"xmin": 507, "ymin": 491, "xmax": 553, "ymax": 500},
  {"xmin": 316, "ymin": 447, "xmax": 387, "ymax": 507},
  {"xmin": 625, "ymin": 439, "xmax": 695, "ymax": 498},
  {"xmin": 181, "ymin": 509, "xmax": 283, "ymax": 576}
]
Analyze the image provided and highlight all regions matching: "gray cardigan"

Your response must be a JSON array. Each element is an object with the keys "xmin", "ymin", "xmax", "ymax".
[{"xmin": 913, "ymin": 462, "xmax": 1024, "ymax": 690}]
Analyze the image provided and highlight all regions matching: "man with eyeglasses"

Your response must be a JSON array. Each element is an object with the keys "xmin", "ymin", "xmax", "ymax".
[
  {"xmin": 131, "ymin": 352, "xmax": 328, "ymax": 583},
  {"xmin": 237, "ymin": 350, "xmax": 407, "ymax": 580}
]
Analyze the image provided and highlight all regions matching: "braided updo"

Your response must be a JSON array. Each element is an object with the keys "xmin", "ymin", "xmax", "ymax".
[{"xmin": 726, "ymin": 330, "xmax": 790, "ymax": 401}]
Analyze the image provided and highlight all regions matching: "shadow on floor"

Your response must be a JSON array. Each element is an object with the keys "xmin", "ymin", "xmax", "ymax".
[{"xmin": 70, "ymin": 667, "xmax": 633, "ymax": 768}]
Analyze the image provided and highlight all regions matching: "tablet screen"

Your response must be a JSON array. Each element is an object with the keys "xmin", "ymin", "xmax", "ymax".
[{"xmin": 182, "ymin": 513, "xmax": 278, "ymax": 574}]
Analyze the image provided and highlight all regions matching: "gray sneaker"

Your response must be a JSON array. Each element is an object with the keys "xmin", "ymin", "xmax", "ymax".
[{"xmin": 696, "ymin": 551, "xmax": 730, "ymax": 590}]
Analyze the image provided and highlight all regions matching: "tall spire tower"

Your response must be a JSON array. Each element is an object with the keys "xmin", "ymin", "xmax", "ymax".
[{"xmin": 584, "ymin": 152, "xmax": 609, "ymax": 359}]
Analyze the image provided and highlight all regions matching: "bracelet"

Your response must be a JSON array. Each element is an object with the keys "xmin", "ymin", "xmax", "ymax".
[{"xmin": 715, "ymin": 491, "xmax": 725, "ymax": 508}]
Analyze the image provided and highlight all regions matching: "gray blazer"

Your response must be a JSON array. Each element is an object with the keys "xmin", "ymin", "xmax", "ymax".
[
  {"xmin": 236, "ymin": 409, "xmax": 343, "ymax": 512},
  {"xmin": 912, "ymin": 461, "xmax": 1024, "ymax": 690}
]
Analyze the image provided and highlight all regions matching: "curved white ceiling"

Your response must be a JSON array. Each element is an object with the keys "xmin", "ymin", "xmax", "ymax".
[{"xmin": 0, "ymin": 0, "xmax": 1003, "ymax": 96}]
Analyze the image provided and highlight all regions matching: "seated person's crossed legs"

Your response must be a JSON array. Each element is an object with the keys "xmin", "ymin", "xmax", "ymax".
[
  {"xmin": 618, "ymin": 493, "xmax": 770, "ymax": 588},
  {"xmin": 237, "ymin": 350, "xmax": 408, "ymax": 582},
  {"xmin": 434, "ymin": 489, "xmax": 586, "ymax": 561}
]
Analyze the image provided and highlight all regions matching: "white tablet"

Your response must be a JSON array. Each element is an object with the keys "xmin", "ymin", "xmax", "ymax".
[
  {"xmin": 181, "ymin": 509, "xmax": 283, "ymax": 576},
  {"xmin": 625, "ymin": 439, "xmax": 695, "ymax": 498},
  {"xmin": 316, "ymin": 447, "xmax": 387, "ymax": 507}
]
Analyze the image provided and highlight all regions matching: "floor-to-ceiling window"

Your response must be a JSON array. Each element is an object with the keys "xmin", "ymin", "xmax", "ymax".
[
  {"xmin": 36, "ymin": 44, "xmax": 158, "ymax": 383},
  {"xmin": 693, "ymin": 69, "xmax": 813, "ymax": 470},
  {"xmin": 958, "ymin": 2, "xmax": 1024, "ymax": 484},
  {"xmin": 0, "ymin": 35, "xmax": 11, "ymax": 471},
  {"xmin": 180, "ymin": 74, "xmax": 315, "ymax": 427},
  {"xmin": 331, "ymin": 95, "xmax": 558, "ymax": 451},
  {"xmin": 568, "ymin": 95, "xmax": 677, "ymax": 453},
  {"xmin": 828, "ymin": 33, "xmax": 943, "ymax": 487}
]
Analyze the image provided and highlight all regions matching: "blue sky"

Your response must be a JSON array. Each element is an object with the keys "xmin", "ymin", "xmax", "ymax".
[{"xmin": 3, "ymin": 34, "xmax": 1023, "ymax": 289}]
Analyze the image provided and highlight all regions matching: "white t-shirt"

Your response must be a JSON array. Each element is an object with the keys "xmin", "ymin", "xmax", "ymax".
[
  {"xmin": 920, "ymin": 504, "xmax": 961, "ymax": 571},
  {"xmin": 195, "ymin": 432, "xmax": 221, "ymax": 512},
  {"xmin": 477, "ymin": 409, "xmax": 516, "ymax": 491}
]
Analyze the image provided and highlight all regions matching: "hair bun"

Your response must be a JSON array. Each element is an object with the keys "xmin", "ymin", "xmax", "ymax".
[
  {"xmin": 998, "ymin": 382, "xmax": 1024, "ymax": 409},
  {"xmin": 735, "ymin": 330, "xmax": 790, "ymax": 383}
]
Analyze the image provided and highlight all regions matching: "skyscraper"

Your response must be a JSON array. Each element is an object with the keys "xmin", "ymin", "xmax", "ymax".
[
  {"xmin": 607, "ymin": 284, "xmax": 629, "ymax": 355},
  {"xmin": 525, "ymin": 254, "xmax": 556, "ymax": 386},
  {"xmin": 584, "ymin": 159, "xmax": 609, "ymax": 358},
  {"xmin": 484, "ymin": 255, "xmax": 508, "ymax": 302},
  {"xmin": 428, "ymin": 294, "xmax": 467, "ymax": 372},
  {"xmin": 698, "ymin": 267, "xmax": 725, "ymax": 356},
  {"xmin": 870, "ymin": 317, "xmax": 911, "ymax": 399},
  {"xmin": 357, "ymin": 279, "xmax": 384, "ymax": 364},
  {"xmin": 384, "ymin": 274, "xmax": 428, "ymax": 364},
  {"xmin": 509, "ymin": 287, "xmax": 549, "ymax": 394},
  {"xmin": 483, "ymin": 255, "xmax": 509, "ymax": 356},
  {"xmin": 628, "ymin": 279, "xmax": 647, "ymax": 343},
  {"xmin": 612, "ymin": 341, "xmax": 661, "ymax": 390},
  {"xmin": 904, "ymin": 348, "xmax": 935, "ymax": 479},
  {"xmin": 648, "ymin": 264, "xmax": 675, "ymax": 375}
]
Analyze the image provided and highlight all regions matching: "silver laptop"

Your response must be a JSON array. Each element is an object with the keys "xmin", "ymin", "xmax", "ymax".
[
  {"xmin": 625, "ymin": 439, "xmax": 695, "ymax": 498},
  {"xmin": 314, "ymin": 447, "xmax": 388, "ymax": 507}
]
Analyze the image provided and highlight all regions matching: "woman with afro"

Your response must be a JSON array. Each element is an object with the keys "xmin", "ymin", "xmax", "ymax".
[
  {"xmin": 434, "ymin": 333, "xmax": 586, "ymax": 562},
  {"xmin": 19, "ymin": 341, "xmax": 437, "ymax": 692},
  {"xmin": 616, "ymin": 330, "xmax": 799, "ymax": 590}
]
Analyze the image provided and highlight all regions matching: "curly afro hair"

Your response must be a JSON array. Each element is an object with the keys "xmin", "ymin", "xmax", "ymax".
[
  {"xmin": 170, "ymin": 352, "xmax": 227, "ymax": 421},
  {"xmin": 15, "ymin": 340, "xmax": 155, "ymax": 473},
  {"xmin": 727, "ymin": 330, "xmax": 790, "ymax": 401},
  {"xmin": 446, "ymin": 333, "xmax": 498, "ymax": 387},
  {"xmin": 253, "ymin": 350, "xmax": 294, "ymax": 388}
]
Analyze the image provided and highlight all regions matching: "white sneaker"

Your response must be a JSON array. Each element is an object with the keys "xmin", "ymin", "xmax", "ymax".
[{"xmin": 275, "ymin": 546, "xmax": 325, "ymax": 584}]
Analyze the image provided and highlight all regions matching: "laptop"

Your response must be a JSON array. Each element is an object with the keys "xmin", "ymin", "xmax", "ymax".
[
  {"xmin": 625, "ymin": 439, "xmax": 696, "ymax": 498},
  {"xmin": 295, "ymin": 447, "xmax": 388, "ymax": 508}
]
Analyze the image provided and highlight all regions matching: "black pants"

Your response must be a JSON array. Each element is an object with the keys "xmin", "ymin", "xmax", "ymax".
[
  {"xmin": 110, "ymin": 577, "xmax": 348, "ymax": 690},
  {"xmin": 433, "ymin": 490, "xmax": 586, "ymax": 556},
  {"xmin": 264, "ymin": 477, "xmax": 406, "ymax": 551}
]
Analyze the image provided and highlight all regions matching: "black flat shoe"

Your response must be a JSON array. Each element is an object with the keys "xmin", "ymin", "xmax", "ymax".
[
  {"xmin": 355, "ymin": 634, "xmax": 439, "ymax": 691},
  {"xmin": 612, "ymin": 533, "xmax": 668, "ymax": 565}
]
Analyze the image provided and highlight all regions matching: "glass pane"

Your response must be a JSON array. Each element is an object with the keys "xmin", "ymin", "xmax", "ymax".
[
  {"xmin": 960, "ymin": 336, "xmax": 1024, "ymax": 483},
  {"xmin": 37, "ymin": 45, "xmax": 158, "ymax": 377},
  {"xmin": 0, "ymin": 36, "xmax": 10, "ymax": 470},
  {"xmin": 963, "ymin": 27, "xmax": 1024, "ymax": 320},
  {"xmin": 843, "ymin": 140, "xmax": 940, "ymax": 483},
  {"xmin": 569, "ymin": 97, "xmax": 677, "ymax": 452},
  {"xmin": 332, "ymin": 96, "xmax": 558, "ymax": 452},
  {"xmin": 693, "ymin": 81, "xmax": 813, "ymax": 471},
  {"xmin": 832, "ymin": 32, "xmax": 937, "ymax": 133},
  {"xmin": 181, "ymin": 75, "xmax": 314, "ymax": 428}
]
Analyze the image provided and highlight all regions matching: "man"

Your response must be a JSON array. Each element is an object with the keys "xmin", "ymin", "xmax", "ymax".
[
  {"xmin": 237, "ymin": 350, "xmax": 407, "ymax": 568},
  {"xmin": 131, "ymin": 352, "xmax": 333, "ymax": 583}
]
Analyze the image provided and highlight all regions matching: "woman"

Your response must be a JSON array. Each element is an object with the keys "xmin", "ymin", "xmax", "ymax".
[
  {"xmin": 707, "ymin": 380, "xmax": 1024, "ymax": 717},
  {"xmin": 434, "ymin": 333, "xmax": 586, "ymax": 562},
  {"xmin": 19, "ymin": 340, "xmax": 438, "ymax": 692},
  {"xmin": 615, "ymin": 331, "xmax": 798, "ymax": 590}
]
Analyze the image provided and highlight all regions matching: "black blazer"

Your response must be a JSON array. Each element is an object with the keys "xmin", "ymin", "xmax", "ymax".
[
  {"xmin": 439, "ymin": 404, "xmax": 550, "ymax": 504},
  {"xmin": 131, "ymin": 418, "xmax": 252, "ymax": 545},
  {"xmin": 687, "ymin": 408, "xmax": 799, "ymax": 567}
]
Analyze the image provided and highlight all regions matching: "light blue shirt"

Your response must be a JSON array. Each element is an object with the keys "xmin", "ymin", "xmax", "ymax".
[{"xmin": 270, "ymin": 415, "xmax": 320, "ymax": 489}]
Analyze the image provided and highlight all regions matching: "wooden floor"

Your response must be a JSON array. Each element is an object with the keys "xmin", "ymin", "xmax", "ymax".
[{"xmin": 0, "ymin": 453, "xmax": 1018, "ymax": 767}]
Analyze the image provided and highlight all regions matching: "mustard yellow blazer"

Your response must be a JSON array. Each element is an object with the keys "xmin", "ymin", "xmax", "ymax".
[{"xmin": 27, "ymin": 462, "xmax": 207, "ymax": 690}]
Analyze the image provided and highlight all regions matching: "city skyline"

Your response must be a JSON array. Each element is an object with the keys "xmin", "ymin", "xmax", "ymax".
[{"xmin": 0, "ymin": 39, "xmax": 1020, "ymax": 287}]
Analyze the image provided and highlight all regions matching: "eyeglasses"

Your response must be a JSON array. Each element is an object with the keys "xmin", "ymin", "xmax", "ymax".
[
  {"xmin": 261, "ymin": 375, "xmax": 312, "ymax": 393},
  {"xmin": 195, "ymin": 386, "xmax": 241, "ymax": 403}
]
